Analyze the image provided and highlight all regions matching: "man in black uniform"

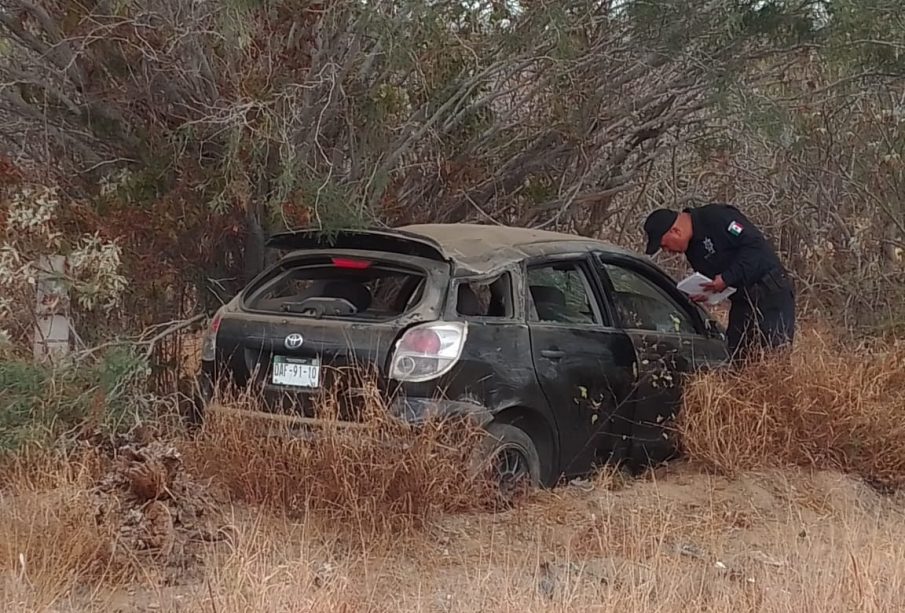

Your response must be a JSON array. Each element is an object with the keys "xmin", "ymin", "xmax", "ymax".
[{"xmin": 642, "ymin": 203, "xmax": 796, "ymax": 363}]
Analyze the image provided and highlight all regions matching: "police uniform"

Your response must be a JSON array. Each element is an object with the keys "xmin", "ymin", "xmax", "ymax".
[{"xmin": 644, "ymin": 203, "xmax": 796, "ymax": 362}]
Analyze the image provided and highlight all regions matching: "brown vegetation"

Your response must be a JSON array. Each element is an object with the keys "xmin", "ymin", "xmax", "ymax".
[
  {"xmin": 2, "ymin": 1, "xmax": 903, "ymax": 344},
  {"xmin": 3, "ymin": 431, "xmax": 905, "ymax": 611},
  {"xmin": 0, "ymin": 449, "xmax": 110, "ymax": 605},
  {"xmin": 4, "ymin": 329, "xmax": 905, "ymax": 611},
  {"xmin": 680, "ymin": 327, "xmax": 905, "ymax": 489},
  {"xmin": 1, "ymin": 1, "xmax": 905, "ymax": 610},
  {"xmin": 0, "ymin": 439, "xmax": 226, "ymax": 607},
  {"xmin": 184, "ymin": 384, "xmax": 500, "ymax": 536}
]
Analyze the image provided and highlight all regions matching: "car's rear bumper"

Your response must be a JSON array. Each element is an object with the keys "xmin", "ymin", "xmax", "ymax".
[
  {"xmin": 203, "ymin": 397, "xmax": 492, "ymax": 455},
  {"xmin": 203, "ymin": 396, "xmax": 492, "ymax": 427},
  {"xmin": 196, "ymin": 364, "xmax": 492, "ymax": 429}
]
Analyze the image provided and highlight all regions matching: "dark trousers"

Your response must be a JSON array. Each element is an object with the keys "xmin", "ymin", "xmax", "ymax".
[{"xmin": 727, "ymin": 287, "xmax": 796, "ymax": 364}]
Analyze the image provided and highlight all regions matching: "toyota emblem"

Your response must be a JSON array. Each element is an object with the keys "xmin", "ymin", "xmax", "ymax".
[{"xmin": 284, "ymin": 333, "xmax": 304, "ymax": 350}]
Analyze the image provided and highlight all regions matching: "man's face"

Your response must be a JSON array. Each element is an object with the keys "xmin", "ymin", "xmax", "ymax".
[{"xmin": 659, "ymin": 224, "xmax": 690, "ymax": 253}]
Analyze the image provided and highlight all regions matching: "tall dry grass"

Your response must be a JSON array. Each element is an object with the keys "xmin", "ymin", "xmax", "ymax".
[
  {"xmin": 184, "ymin": 379, "xmax": 499, "ymax": 535},
  {"xmin": 0, "ymin": 447, "xmax": 116, "ymax": 609},
  {"xmin": 181, "ymin": 467, "xmax": 905, "ymax": 613},
  {"xmin": 679, "ymin": 327, "xmax": 905, "ymax": 488},
  {"xmin": 5, "ymin": 325, "xmax": 905, "ymax": 610}
]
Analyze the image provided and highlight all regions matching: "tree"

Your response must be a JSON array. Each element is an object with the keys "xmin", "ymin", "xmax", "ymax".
[{"xmin": 2, "ymin": 0, "xmax": 903, "ymax": 329}]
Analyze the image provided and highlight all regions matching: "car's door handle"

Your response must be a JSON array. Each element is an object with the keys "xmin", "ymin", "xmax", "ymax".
[{"xmin": 541, "ymin": 349, "xmax": 565, "ymax": 359}]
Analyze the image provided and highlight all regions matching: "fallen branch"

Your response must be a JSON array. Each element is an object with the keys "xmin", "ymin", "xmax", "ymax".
[
  {"xmin": 140, "ymin": 314, "xmax": 206, "ymax": 361},
  {"xmin": 66, "ymin": 313, "xmax": 208, "ymax": 363}
]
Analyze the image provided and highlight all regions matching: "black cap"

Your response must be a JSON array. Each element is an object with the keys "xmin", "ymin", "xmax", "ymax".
[{"xmin": 643, "ymin": 209, "xmax": 678, "ymax": 255}]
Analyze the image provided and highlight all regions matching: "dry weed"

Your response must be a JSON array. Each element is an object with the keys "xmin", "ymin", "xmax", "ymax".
[
  {"xmin": 0, "ymin": 443, "xmax": 104, "ymax": 491},
  {"xmin": 173, "ymin": 466, "xmax": 905, "ymax": 613},
  {"xmin": 0, "ymin": 438, "xmax": 229, "ymax": 608},
  {"xmin": 184, "ymin": 378, "xmax": 497, "ymax": 535},
  {"xmin": 679, "ymin": 327, "xmax": 905, "ymax": 488},
  {"xmin": 0, "ymin": 448, "xmax": 114, "ymax": 608}
]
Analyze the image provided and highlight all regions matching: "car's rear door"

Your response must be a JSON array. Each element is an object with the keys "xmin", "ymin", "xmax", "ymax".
[
  {"xmin": 592, "ymin": 253, "xmax": 729, "ymax": 466},
  {"xmin": 524, "ymin": 254, "xmax": 639, "ymax": 479}
]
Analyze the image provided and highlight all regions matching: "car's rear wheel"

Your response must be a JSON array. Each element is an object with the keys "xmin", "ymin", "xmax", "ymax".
[{"xmin": 470, "ymin": 422, "xmax": 542, "ymax": 503}]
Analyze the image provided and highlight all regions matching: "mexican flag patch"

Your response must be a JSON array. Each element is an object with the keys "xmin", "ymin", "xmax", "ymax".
[{"xmin": 727, "ymin": 220, "xmax": 744, "ymax": 236}]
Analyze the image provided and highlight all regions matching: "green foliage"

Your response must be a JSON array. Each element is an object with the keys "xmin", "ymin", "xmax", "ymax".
[
  {"xmin": 623, "ymin": 0, "xmax": 823, "ymax": 57},
  {"xmin": 108, "ymin": 164, "xmax": 172, "ymax": 208},
  {"xmin": 825, "ymin": 0, "xmax": 905, "ymax": 73},
  {"xmin": 300, "ymin": 177, "xmax": 369, "ymax": 234},
  {"xmin": 98, "ymin": 345, "xmax": 150, "ymax": 418},
  {"xmin": 736, "ymin": 1, "xmax": 820, "ymax": 44},
  {"xmin": 724, "ymin": 87, "xmax": 794, "ymax": 145},
  {"xmin": 3, "ymin": 0, "xmax": 904, "ymax": 338},
  {"xmin": 0, "ymin": 347, "xmax": 152, "ymax": 452},
  {"xmin": 522, "ymin": 176, "xmax": 557, "ymax": 206}
]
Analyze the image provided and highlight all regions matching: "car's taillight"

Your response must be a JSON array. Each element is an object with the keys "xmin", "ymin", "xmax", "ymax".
[
  {"xmin": 403, "ymin": 328, "xmax": 442, "ymax": 354},
  {"xmin": 389, "ymin": 322, "xmax": 467, "ymax": 382},
  {"xmin": 201, "ymin": 309, "xmax": 224, "ymax": 362}
]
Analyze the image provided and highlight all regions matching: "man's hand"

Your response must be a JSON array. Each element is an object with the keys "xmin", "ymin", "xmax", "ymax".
[
  {"xmin": 690, "ymin": 293, "xmax": 709, "ymax": 304},
  {"xmin": 701, "ymin": 274, "xmax": 727, "ymax": 293}
]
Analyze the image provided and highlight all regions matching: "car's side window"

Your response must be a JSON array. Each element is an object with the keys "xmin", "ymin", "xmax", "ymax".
[
  {"xmin": 600, "ymin": 262, "xmax": 697, "ymax": 334},
  {"xmin": 526, "ymin": 262, "xmax": 600, "ymax": 325},
  {"xmin": 456, "ymin": 272, "xmax": 514, "ymax": 318}
]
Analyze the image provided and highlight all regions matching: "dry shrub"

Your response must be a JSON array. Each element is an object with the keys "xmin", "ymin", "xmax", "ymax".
[
  {"xmin": 0, "ymin": 443, "xmax": 104, "ymax": 491},
  {"xmin": 0, "ymin": 438, "xmax": 229, "ymax": 606},
  {"xmin": 185, "ymin": 378, "xmax": 498, "ymax": 534},
  {"xmin": 679, "ymin": 327, "xmax": 905, "ymax": 488},
  {"xmin": 0, "ymin": 447, "xmax": 115, "ymax": 605}
]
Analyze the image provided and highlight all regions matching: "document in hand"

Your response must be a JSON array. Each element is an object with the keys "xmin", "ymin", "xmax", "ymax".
[{"xmin": 676, "ymin": 272, "xmax": 736, "ymax": 306}]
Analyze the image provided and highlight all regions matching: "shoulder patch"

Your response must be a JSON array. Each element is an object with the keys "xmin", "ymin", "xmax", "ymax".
[{"xmin": 727, "ymin": 220, "xmax": 744, "ymax": 236}]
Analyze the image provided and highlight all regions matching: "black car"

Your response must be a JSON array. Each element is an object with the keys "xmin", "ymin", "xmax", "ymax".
[{"xmin": 195, "ymin": 223, "xmax": 728, "ymax": 488}]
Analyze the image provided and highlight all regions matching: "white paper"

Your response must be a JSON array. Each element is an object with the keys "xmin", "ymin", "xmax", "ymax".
[{"xmin": 676, "ymin": 272, "xmax": 736, "ymax": 306}]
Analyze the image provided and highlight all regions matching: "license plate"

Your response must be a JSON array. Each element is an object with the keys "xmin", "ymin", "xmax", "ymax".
[{"xmin": 272, "ymin": 355, "xmax": 321, "ymax": 388}]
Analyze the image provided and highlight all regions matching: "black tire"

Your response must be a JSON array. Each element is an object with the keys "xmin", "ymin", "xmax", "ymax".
[{"xmin": 470, "ymin": 422, "xmax": 543, "ymax": 501}]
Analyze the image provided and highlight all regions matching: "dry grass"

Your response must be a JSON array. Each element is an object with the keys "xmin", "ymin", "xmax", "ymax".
[
  {"xmin": 0, "ymin": 447, "xmax": 115, "ymax": 610},
  {"xmin": 60, "ymin": 467, "xmax": 905, "ymax": 612},
  {"xmin": 4, "ymin": 443, "xmax": 905, "ymax": 611},
  {"xmin": 184, "ymin": 379, "xmax": 498, "ymax": 536},
  {"xmin": 5, "ymin": 327, "xmax": 905, "ymax": 610},
  {"xmin": 0, "ymin": 440, "xmax": 224, "ymax": 609},
  {"xmin": 679, "ymin": 327, "xmax": 905, "ymax": 489},
  {"xmin": 0, "ymin": 444, "xmax": 104, "ymax": 492}
]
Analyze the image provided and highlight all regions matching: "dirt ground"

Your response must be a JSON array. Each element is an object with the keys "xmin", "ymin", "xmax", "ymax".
[{"xmin": 6, "ymin": 449, "xmax": 904, "ymax": 613}]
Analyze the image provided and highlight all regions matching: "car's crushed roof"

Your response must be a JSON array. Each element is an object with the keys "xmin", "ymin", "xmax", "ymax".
[
  {"xmin": 396, "ymin": 223, "xmax": 635, "ymax": 275},
  {"xmin": 266, "ymin": 222, "xmax": 640, "ymax": 276}
]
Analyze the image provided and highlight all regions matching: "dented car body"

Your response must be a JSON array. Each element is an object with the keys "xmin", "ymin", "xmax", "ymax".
[{"xmin": 196, "ymin": 223, "xmax": 729, "ymax": 487}]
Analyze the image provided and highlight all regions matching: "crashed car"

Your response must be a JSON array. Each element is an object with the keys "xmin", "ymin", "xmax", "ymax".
[{"xmin": 194, "ymin": 223, "xmax": 728, "ymax": 489}]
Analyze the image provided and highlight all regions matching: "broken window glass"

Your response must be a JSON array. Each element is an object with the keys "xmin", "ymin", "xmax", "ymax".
[
  {"xmin": 601, "ymin": 263, "xmax": 696, "ymax": 334},
  {"xmin": 526, "ymin": 263, "xmax": 599, "ymax": 325},
  {"xmin": 456, "ymin": 272, "xmax": 513, "ymax": 318}
]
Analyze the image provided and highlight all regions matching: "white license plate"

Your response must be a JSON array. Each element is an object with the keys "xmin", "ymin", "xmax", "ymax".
[{"xmin": 272, "ymin": 356, "xmax": 321, "ymax": 388}]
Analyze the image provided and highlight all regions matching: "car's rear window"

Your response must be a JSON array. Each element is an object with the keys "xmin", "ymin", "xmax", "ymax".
[{"xmin": 244, "ymin": 257, "xmax": 426, "ymax": 321}]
